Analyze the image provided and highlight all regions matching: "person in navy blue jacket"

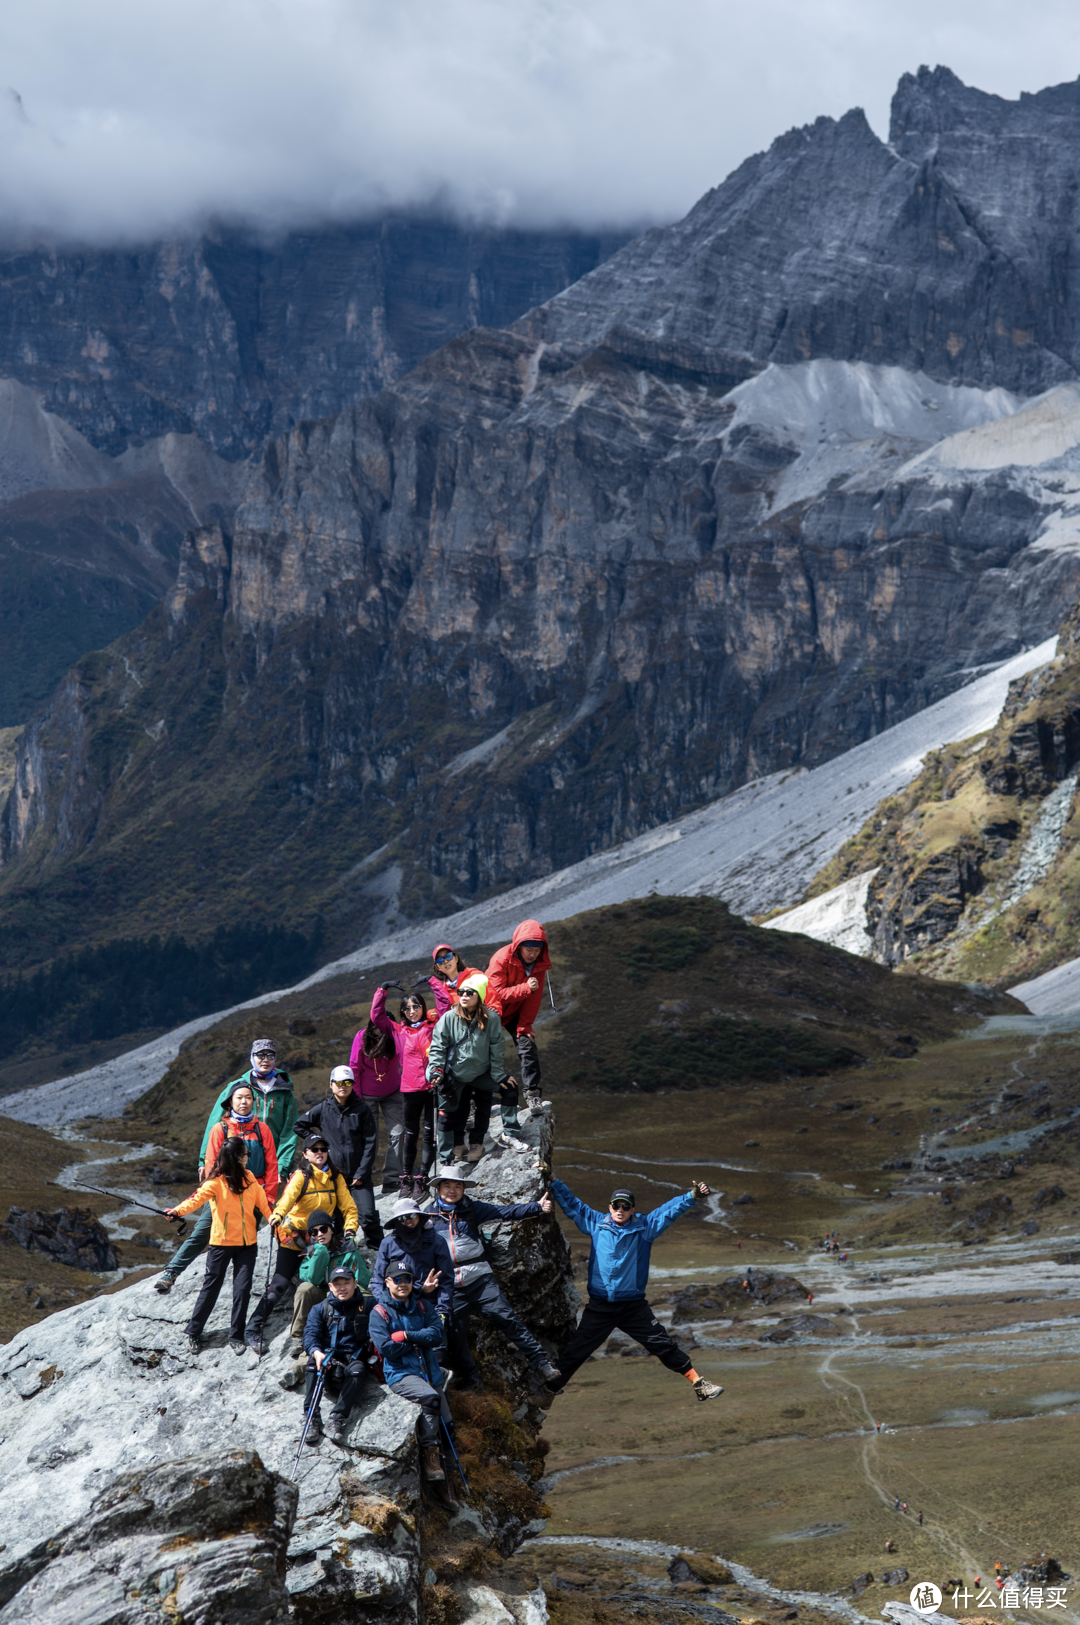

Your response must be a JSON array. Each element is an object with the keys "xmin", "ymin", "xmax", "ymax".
[
  {"xmin": 423, "ymin": 1164, "xmax": 561, "ymax": 1391},
  {"xmin": 371, "ymin": 1198, "xmax": 454, "ymax": 1316},
  {"xmin": 548, "ymin": 1177, "xmax": 724, "ymax": 1402},
  {"xmin": 369, "ymin": 1263, "xmax": 457, "ymax": 1506}
]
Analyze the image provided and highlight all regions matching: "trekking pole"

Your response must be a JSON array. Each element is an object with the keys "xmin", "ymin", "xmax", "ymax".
[
  {"xmin": 262, "ymin": 1221, "xmax": 277, "ymax": 1295},
  {"xmin": 50, "ymin": 1181, "xmax": 188, "ymax": 1239},
  {"xmin": 291, "ymin": 1366, "xmax": 326, "ymax": 1478},
  {"xmin": 547, "ymin": 973, "xmax": 557, "ymax": 1012},
  {"xmin": 440, "ymin": 1416, "xmax": 471, "ymax": 1498}
]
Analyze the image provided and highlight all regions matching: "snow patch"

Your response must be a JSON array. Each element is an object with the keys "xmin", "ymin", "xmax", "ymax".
[
  {"xmin": 764, "ymin": 870, "xmax": 878, "ymax": 956},
  {"xmin": 905, "ymin": 382, "xmax": 1080, "ymax": 473}
]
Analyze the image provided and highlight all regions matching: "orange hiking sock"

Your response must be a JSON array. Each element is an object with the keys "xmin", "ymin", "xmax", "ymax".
[{"xmin": 685, "ymin": 1368, "xmax": 700, "ymax": 1383}]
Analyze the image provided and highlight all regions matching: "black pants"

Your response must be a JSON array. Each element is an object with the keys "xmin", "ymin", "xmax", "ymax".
[
  {"xmin": 446, "ymin": 1084, "xmax": 493, "ymax": 1149},
  {"xmin": 186, "ymin": 1243, "xmax": 258, "ymax": 1341},
  {"xmin": 507, "ymin": 1026, "xmax": 542, "ymax": 1099},
  {"xmin": 304, "ymin": 1358, "xmax": 367, "ymax": 1420},
  {"xmin": 247, "ymin": 1243, "xmax": 301, "ymax": 1325},
  {"xmin": 555, "ymin": 1298, "xmax": 692, "ymax": 1387},
  {"xmin": 350, "ymin": 1177, "xmax": 383, "ymax": 1244},
  {"xmin": 448, "ymin": 1272, "xmax": 548, "ymax": 1383},
  {"xmin": 401, "ymin": 1091, "xmax": 435, "ymax": 1176}
]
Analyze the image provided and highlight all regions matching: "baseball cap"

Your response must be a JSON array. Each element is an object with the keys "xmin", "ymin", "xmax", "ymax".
[
  {"xmin": 610, "ymin": 1188, "xmax": 635, "ymax": 1206},
  {"xmin": 387, "ymin": 1267, "xmax": 415, "ymax": 1282},
  {"xmin": 329, "ymin": 1266, "xmax": 356, "ymax": 1282},
  {"xmin": 330, "ymin": 1065, "xmax": 355, "ymax": 1084},
  {"xmin": 306, "ymin": 1135, "xmax": 330, "ymax": 1151}
]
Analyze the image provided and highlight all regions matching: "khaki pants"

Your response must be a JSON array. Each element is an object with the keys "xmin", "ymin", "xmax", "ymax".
[{"xmin": 291, "ymin": 1279, "xmax": 326, "ymax": 1340}]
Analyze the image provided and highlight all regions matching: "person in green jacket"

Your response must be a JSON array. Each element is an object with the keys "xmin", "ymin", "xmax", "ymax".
[
  {"xmin": 155, "ymin": 1037, "xmax": 298, "ymax": 1295},
  {"xmin": 287, "ymin": 1208, "xmax": 372, "ymax": 1355},
  {"xmin": 426, "ymin": 975, "xmax": 523, "ymax": 1165}
]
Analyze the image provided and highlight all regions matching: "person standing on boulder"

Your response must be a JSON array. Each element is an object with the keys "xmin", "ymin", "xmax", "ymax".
[
  {"xmin": 349, "ymin": 1000, "xmax": 405, "ymax": 1193},
  {"xmin": 426, "ymin": 975, "xmax": 524, "ymax": 1163},
  {"xmin": 295, "ymin": 1066, "xmax": 382, "ymax": 1247},
  {"xmin": 430, "ymin": 944, "xmax": 481, "ymax": 1005},
  {"xmin": 546, "ymin": 1178, "xmax": 724, "ymax": 1402},
  {"xmin": 364, "ymin": 981, "xmax": 452, "ymax": 1198},
  {"xmin": 368, "ymin": 1263, "xmax": 458, "ymax": 1506},
  {"xmin": 485, "ymin": 920, "xmax": 551, "ymax": 1112},
  {"xmin": 423, "ymin": 1164, "xmax": 561, "ymax": 1391},
  {"xmin": 154, "ymin": 1072, "xmax": 283, "ymax": 1295},
  {"xmin": 165, "ymin": 1137, "xmax": 271, "ymax": 1356}
]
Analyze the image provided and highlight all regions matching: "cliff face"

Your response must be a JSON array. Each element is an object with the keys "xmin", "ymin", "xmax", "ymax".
[{"xmin": 7, "ymin": 70, "xmax": 1080, "ymax": 966}]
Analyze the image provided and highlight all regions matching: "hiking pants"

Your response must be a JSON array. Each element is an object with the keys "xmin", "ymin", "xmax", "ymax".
[
  {"xmin": 506, "ymin": 1024, "xmax": 542, "ymax": 1101},
  {"xmin": 390, "ymin": 1374, "xmax": 451, "ymax": 1447},
  {"xmin": 186, "ymin": 1243, "xmax": 258, "ymax": 1341},
  {"xmin": 448, "ymin": 1272, "xmax": 548, "ymax": 1381},
  {"xmin": 363, "ymin": 1091, "xmax": 404, "ymax": 1186},
  {"xmin": 401, "ymin": 1090, "xmax": 435, "ymax": 1177},
  {"xmin": 304, "ymin": 1358, "xmax": 367, "ymax": 1421},
  {"xmin": 167, "ymin": 1202, "xmax": 212, "ymax": 1277},
  {"xmin": 437, "ymin": 1073, "xmax": 520, "ymax": 1161},
  {"xmin": 291, "ymin": 1279, "xmax": 325, "ymax": 1339},
  {"xmin": 247, "ymin": 1243, "xmax": 301, "ymax": 1326},
  {"xmin": 555, "ymin": 1297, "xmax": 693, "ymax": 1387},
  {"xmin": 349, "ymin": 1177, "xmax": 383, "ymax": 1244}
]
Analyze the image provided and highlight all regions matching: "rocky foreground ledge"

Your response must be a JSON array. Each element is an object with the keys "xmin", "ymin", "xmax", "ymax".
[{"xmin": 0, "ymin": 1108, "xmax": 574, "ymax": 1624}]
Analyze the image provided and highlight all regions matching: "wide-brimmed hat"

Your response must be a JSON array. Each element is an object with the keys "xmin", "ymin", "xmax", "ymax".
[
  {"xmin": 433, "ymin": 1163, "xmax": 479, "ymax": 1185},
  {"xmin": 390, "ymin": 1197, "xmax": 423, "ymax": 1220}
]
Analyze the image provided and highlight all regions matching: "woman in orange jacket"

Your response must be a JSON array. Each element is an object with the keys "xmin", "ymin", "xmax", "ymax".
[{"xmin": 166, "ymin": 1136, "xmax": 271, "ymax": 1356}]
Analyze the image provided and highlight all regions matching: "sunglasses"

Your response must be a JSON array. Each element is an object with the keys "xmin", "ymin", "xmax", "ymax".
[
  {"xmin": 435, "ymin": 952, "xmax": 454, "ymax": 963},
  {"xmin": 389, "ymin": 1274, "xmax": 414, "ymax": 1283},
  {"xmin": 610, "ymin": 1202, "xmax": 633, "ymax": 1212},
  {"xmin": 310, "ymin": 1225, "xmax": 332, "ymax": 1234},
  {"xmin": 458, "ymin": 988, "xmax": 479, "ymax": 998}
]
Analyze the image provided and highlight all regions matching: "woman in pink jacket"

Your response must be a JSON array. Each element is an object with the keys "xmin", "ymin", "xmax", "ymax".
[
  {"xmin": 367, "ymin": 980, "xmax": 450, "ymax": 1197},
  {"xmin": 349, "ymin": 991, "xmax": 404, "ymax": 1193}
]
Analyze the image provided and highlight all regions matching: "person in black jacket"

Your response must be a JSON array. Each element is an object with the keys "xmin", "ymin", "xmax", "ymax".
[
  {"xmin": 295, "ymin": 1066, "xmax": 382, "ymax": 1247},
  {"xmin": 372, "ymin": 1198, "xmax": 454, "ymax": 1316},
  {"xmin": 302, "ymin": 1266, "xmax": 375, "ymax": 1443},
  {"xmin": 423, "ymin": 1164, "xmax": 560, "ymax": 1391}
]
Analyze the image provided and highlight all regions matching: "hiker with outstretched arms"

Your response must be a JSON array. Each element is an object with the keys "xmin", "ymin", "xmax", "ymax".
[
  {"xmin": 155, "ymin": 1044, "xmax": 291, "ymax": 1295},
  {"xmin": 301, "ymin": 1265, "xmax": 375, "ymax": 1444},
  {"xmin": 423, "ymin": 1164, "xmax": 560, "ymax": 1392},
  {"xmin": 485, "ymin": 919, "xmax": 551, "ymax": 1112},
  {"xmin": 547, "ymin": 1178, "xmax": 724, "ymax": 1402},
  {"xmin": 368, "ymin": 1262, "xmax": 457, "ymax": 1506},
  {"xmin": 165, "ymin": 1138, "xmax": 271, "ymax": 1356}
]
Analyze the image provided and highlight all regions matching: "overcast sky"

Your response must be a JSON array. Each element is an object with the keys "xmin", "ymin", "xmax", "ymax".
[{"xmin": 2, "ymin": 0, "xmax": 1079, "ymax": 243}]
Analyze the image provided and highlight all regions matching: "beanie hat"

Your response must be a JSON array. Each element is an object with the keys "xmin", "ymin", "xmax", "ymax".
[
  {"xmin": 458, "ymin": 972, "xmax": 488, "ymax": 1001},
  {"xmin": 306, "ymin": 1209, "xmax": 334, "ymax": 1232}
]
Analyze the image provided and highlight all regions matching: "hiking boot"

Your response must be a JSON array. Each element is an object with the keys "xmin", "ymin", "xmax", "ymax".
[
  {"xmin": 326, "ymin": 1412, "xmax": 347, "ymax": 1443},
  {"xmin": 305, "ymin": 1410, "xmax": 323, "ymax": 1442},
  {"xmin": 154, "ymin": 1270, "xmax": 178, "ymax": 1294},
  {"xmin": 535, "ymin": 1359, "xmax": 561, "ymax": 1384},
  {"xmin": 495, "ymin": 1132, "xmax": 531, "ymax": 1153},
  {"xmin": 422, "ymin": 1443, "xmax": 446, "ymax": 1482},
  {"xmin": 380, "ymin": 1177, "xmax": 399, "ymax": 1195},
  {"xmin": 693, "ymin": 1377, "xmax": 724, "ymax": 1401},
  {"xmin": 524, "ymin": 1090, "xmax": 544, "ymax": 1112},
  {"xmin": 229, "ymin": 1338, "xmax": 247, "ymax": 1356},
  {"xmin": 245, "ymin": 1324, "xmax": 269, "ymax": 1356},
  {"xmin": 289, "ymin": 1337, "xmax": 304, "ymax": 1358},
  {"xmin": 279, "ymin": 1361, "xmax": 306, "ymax": 1391},
  {"xmin": 466, "ymin": 1143, "xmax": 484, "ymax": 1163},
  {"xmin": 183, "ymin": 1331, "xmax": 201, "ymax": 1356}
]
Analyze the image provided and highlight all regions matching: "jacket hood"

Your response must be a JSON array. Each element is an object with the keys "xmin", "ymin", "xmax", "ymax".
[
  {"xmin": 511, "ymin": 918, "xmax": 551, "ymax": 970},
  {"xmin": 248, "ymin": 1068, "xmax": 294, "ymax": 1095}
]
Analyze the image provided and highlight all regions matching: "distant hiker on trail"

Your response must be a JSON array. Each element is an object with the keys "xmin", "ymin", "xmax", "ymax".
[
  {"xmin": 371, "ymin": 1197, "xmax": 453, "ymax": 1317},
  {"xmin": 368, "ymin": 1262, "xmax": 458, "ymax": 1506},
  {"xmin": 295, "ymin": 1066, "xmax": 382, "ymax": 1247},
  {"xmin": 245, "ymin": 1136, "xmax": 359, "ymax": 1354},
  {"xmin": 423, "ymin": 1164, "xmax": 561, "ymax": 1392},
  {"xmin": 547, "ymin": 1178, "xmax": 723, "ymax": 1402},
  {"xmin": 427, "ymin": 974, "xmax": 527, "ymax": 1164},
  {"xmin": 430, "ymin": 943, "xmax": 482, "ymax": 1005},
  {"xmin": 364, "ymin": 980, "xmax": 451, "ymax": 1198},
  {"xmin": 155, "ymin": 1076, "xmax": 281, "ymax": 1296},
  {"xmin": 301, "ymin": 1265, "xmax": 375, "ymax": 1445},
  {"xmin": 485, "ymin": 919, "xmax": 551, "ymax": 1112},
  {"xmin": 285, "ymin": 1209, "xmax": 372, "ymax": 1363},
  {"xmin": 349, "ymin": 1000, "xmax": 405, "ymax": 1194},
  {"xmin": 165, "ymin": 1137, "xmax": 271, "ymax": 1356}
]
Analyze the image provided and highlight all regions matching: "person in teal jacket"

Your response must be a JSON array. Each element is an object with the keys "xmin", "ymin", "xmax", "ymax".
[
  {"xmin": 426, "ymin": 975, "xmax": 522, "ymax": 1164},
  {"xmin": 548, "ymin": 1177, "xmax": 723, "ymax": 1403}
]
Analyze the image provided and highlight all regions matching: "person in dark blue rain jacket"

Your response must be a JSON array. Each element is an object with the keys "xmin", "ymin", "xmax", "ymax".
[{"xmin": 369, "ymin": 1264, "xmax": 457, "ymax": 1502}]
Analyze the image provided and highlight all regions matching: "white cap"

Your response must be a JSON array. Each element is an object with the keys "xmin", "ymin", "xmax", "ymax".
[{"xmin": 329, "ymin": 1065, "xmax": 355, "ymax": 1084}]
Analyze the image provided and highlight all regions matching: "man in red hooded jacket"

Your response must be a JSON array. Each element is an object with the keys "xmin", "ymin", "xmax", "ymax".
[{"xmin": 485, "ymin": 919, "xmax": 550, "ymax": 1111}]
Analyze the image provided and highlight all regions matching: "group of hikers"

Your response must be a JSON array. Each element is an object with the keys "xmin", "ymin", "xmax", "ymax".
[{"xmin": 156, "ymin": 917, "xmax": 722, "ymax": 1501}]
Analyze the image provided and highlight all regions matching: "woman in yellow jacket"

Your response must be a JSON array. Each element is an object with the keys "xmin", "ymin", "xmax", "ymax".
[
  {"xmin": 166, "ymin": 1137, "xmax": 270, "ymax": 1356},
  {"xmin": 245, "ymin": 1135, "xmax": 359, "ymax": 1354}
]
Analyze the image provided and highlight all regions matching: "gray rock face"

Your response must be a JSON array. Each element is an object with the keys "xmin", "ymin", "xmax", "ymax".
[
  {"xmin": 0, "ymin": 1108, "xmax": 568, "ymax": 1623},
  {"xmin": 0, "ymin": 1449, "xmax": 297, "ymax": 1624}
]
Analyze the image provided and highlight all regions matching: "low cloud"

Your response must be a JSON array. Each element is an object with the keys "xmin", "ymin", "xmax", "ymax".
[{"xmin": 1, "ymin": 0, "xmax": 1078, "ymax": 243}]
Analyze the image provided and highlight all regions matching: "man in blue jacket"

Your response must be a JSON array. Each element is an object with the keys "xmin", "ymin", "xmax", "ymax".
[
  {"xmin": 369, "ymin": 1264, "xmax": 457, "ymax": 1508},
  {"xmin": 302, "ymin": 1265, "xmax": 376, "ymax": 1443},
  {"xmin": 548, "ymin": 1178, "xmax": 723, "ymax": 1401}
]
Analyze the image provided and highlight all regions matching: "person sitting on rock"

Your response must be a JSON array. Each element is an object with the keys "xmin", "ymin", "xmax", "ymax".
[
  {"xmin": 423, "ymin": 1164, "xmax": 560, "ymax": 1392},
  {"xmin": 485, "ymin": 919, "xmax": 551, "ymax": 1113},
  {"xmin": 430, "ymin": 943, "xmax": 482, "ymax": 1005},
  {"xmin": 547, "ymin": 1178, "xmax": 723, "ymax": 1402},
  {"xmin": 156, "ymin": 1041, "xmax": 294, "ymax": 1296},
  {"xmin": 426, "ymin": 974, "xmax": 525, "ymax": 1164},
  {"xmin": 287, "ymin": 1209, "xmax": 372, "ymax": 1361},
  {"xmin": 372, "ymin": 1198, "xmax": 453, "ymax": 1319},
  {"xmin": 295, "ymin": 1066, "xmax": 382, "ymax": 1247},
  {"xmin": 368, "ymin": 1262, "xmax": 457, "ymax": 1506},
  {"xmin": 165, "ymin": 1137, "xmax": 271, "ymax": 1356},
  {"xmin": 302, "ymin": 1264, "xmax": 376, "ymax": 1444},
  {"xmin": 245, "ymin": 1136, "xmax": 359, "ymax": 1354}
]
